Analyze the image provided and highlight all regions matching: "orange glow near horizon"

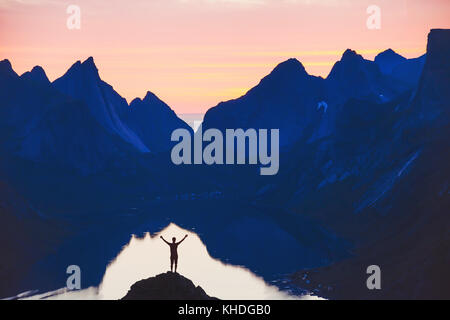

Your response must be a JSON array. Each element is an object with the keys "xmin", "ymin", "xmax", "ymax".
[{"xmin": 1, "ymin": 0, "xmax": 449, "ymax": 114}]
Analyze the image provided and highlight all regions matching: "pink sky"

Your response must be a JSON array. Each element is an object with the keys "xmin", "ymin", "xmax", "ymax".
[{"xmin": 1, "ymin": 0, "xmax": 449, "ymax": 114}]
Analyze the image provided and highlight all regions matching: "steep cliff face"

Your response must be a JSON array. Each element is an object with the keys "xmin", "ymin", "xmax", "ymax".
[
  {"xmin": 52, "ymin": 57, "xmax": 191, "ymax": 155},
  {"xmin": 289, "ymin": 29, "xmax": 450, "ymax": 300},
  {"xmin": 0, "ymin": 59, "xmax": 137, "ymax": 174},
  {"xmin": 52, "ymin": 57, "xmax": 150, "ymax": 153},
  {"xmin": 124, "ymin": 91, "xmax": 193, "ymax": 153},
  {"xmin": 0, "ymin": 60, "xmax": 51, "ymax": 143},
  {"xmin": 0, "ymin": 57, "xmax": 191, "ymax": 174},
  {"xmin": 410, "ymin": 29, "xmax": 450, "ymax": 127}
]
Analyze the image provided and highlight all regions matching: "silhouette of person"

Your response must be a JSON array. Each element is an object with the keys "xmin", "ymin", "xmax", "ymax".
[{"xmin": 160, "ymin": 234, "xmax": 188, "ymax": 273}]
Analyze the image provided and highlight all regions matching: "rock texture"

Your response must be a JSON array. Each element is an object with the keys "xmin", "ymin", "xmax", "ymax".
[{"xmin": 121, "ymin": 272, "xmax": 217, "ymax": 300}]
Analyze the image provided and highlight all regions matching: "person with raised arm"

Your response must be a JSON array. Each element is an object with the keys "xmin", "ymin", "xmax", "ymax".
[{"xmin": 160, "ymin": 234, "xmax": 188, "ymax": 273}]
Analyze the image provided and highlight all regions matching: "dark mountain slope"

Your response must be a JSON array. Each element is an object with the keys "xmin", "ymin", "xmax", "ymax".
[
  {"xmin": 289, "ymin": 28, "xmax": 450, "ymax": 299},
  {"xmin": 374, "ymin": 48, "xmax": 426, "ymax": 87},
  {"xmin": 124, "ymin": 91, "xmax": 192, "ymax": 153},
  {"xmin": 52, "ymin": 57, "xmax": 150, "ymax": 152},
  {"xmin": 374, "ymin": 48, "xmax": 407, "ymax": 74},
  {"xmin": 203, "ymin": 58, "xmax": 327, "ymax": 146},
  {"xmin": 20, "ymin": 66, "xmax": 50, "ymax": 85}
]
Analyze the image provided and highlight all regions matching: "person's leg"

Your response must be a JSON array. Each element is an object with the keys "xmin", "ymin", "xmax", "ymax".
[
  {"xmin": 170, "ymin": 257, "xmax": 174, "ymax": 272},
  {"xmin": 174, "ymin": 257, "xmax": 178, "ymax": 273}
]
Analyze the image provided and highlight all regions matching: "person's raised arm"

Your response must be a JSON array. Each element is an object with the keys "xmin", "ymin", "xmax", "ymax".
[
  {"xmin": 160, "ymin": 236, "xmax": 170, "ymax": 245},
  {"xmin": 177, "ymin": 234, "xmax": 188, "ymax": 245}
]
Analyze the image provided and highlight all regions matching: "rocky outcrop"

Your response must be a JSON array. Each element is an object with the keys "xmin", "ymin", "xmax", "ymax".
[{"xmin": 121, "ymin": 272, "xmax": 217, "ymax": 300}]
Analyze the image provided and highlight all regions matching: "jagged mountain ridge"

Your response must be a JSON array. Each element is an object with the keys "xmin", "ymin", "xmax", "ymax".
[
  {"xmin": 0, "ymin": 29, "xmax": 447, "ymax": 300},
  {"xmin": 375, "ymin": 48, "xmax": 426, "ymax": 87},
  {"xmin": 203, "ymin": 47, "xmax": 421, "ymax": 147},
  {"xmin": 125, "ymin": 91, "xmax": 193, "ymax": 153},
  {"xmin": 52, "ymin": 57, "xmax": 189, "ymax": 154},
  {"xmin": 0, "ymin": 60, "xmax": 136, "ymax": 174},
  {"xmin": 290, "ymin": 29, "xmax": 450, "ymax": 299},
  {"xmin": 0, "ymin": 57, "xmax": 191, "ymax": 174}
]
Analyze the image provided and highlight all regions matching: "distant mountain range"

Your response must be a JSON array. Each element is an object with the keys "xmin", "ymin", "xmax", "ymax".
[
  {"xmin": 0, "ymin": 29, "xmax": 448, "ymax": 299},
  {"xmin": 0, "ymin": 44, "xmax": 426, "ymax": 170},
  {"xmin": 203, "ymin": 47, "xmax": 424, "ymax": 146},
  {"xmin": 0, "ymin": 56, "xmax": 191, "ymax": 174}
]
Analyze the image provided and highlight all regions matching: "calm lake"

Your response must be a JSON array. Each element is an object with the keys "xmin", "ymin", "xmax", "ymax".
[{"xmin": 23, "ymin": 223, "xmax": 321, "ymax": 300}]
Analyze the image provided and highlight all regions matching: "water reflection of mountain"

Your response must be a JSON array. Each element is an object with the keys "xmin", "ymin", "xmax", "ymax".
[
  {"xmin": 21, "ymin": 223, "xmax": 322, "ymax": 300},
  {"xmin": 11, "ymin": 201, "xmax": 345, "ymax": 299}
]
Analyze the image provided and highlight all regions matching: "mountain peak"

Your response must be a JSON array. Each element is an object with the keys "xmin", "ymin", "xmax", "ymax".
[
  {"xmin": 375, "ymin": 48, "xmax": 406, "ymax": 59},
  {"xmin": 381, "ymin": 48, "xmax": 396, "ymax": 56},
  {"xmin": 341, "ymin": 49, "xmax": 363, "ymax": 62},
  {"xmin": 426, "ymin": 29, "xmax": 450, "ymax": 70},
  {"xmin": 374, "ymin": 48, "xmax": 407, "ymax": 74},
  {"xmin": 272, "ymin": 58, "xmax": 307, "ymax": 74},
  {"xmin": 82, "ymin": 56, "xmax": 97, "ymax": 70},
  {"xmin": 259, "ymin": 58, "xmax": 308, "ymax": 86},
  {"xmin": 68, "ymin": 57, "xmax": 98, "ymax": 72},
  {"xmin": 281, "ymin": 57, "xmax": 304, "ymax": 66},
  {"xmin": 0, "ymin": 59, "xmax": 12, "ymax": 69},
  {"xmin": 326, "ymin": 49, "xmax": 367, "ymax": 81},
  {"xmin": 130, "ymin": 91, "xmax": 163, "ymax": 107},
  {"xmin": 0, "ymin": 59, "xmax": 18, "ymax": 78},
  {"xmin": 21, "ymin": 66, "xmax": 50, "ymax": 84},
  {"xmin": 78, "ymin": 56, "xmax": 99, "ymax": 75},
  {"xmin": 143, "ymin": 90, "xmax": 159, "ymax": 102},
  {"xmin": 31, "ymin": 65, "xmax": 47, "ymax": 75},
  {"xmin": 58, "ymin": 57, "xmax": 100, "ymax": 83}
]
